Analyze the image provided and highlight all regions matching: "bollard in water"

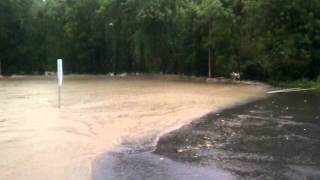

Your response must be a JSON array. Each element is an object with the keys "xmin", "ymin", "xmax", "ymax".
[{"xmin": 57, "ymin": 59, "xmax": 63, "ymax": 108}]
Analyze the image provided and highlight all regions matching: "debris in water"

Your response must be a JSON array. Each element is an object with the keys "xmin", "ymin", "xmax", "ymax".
[
  {"xmin": 203, "ymin": 136, "xmax": 211, "ymax": 140},
  {"xmin": 205, "ymin": 142, "xmax": 213, "ymax": 148},
  {"xmin": 280, "ymin": 115, "xmax": 294, "ymax": 119},
  {"xmin": 177, "ymin": 149, "xmax": 184, "ymax": 153}
]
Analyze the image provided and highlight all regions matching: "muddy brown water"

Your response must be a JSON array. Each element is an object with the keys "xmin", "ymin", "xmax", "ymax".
[
  {"xmin": 93, "ymin": 91, "xmax": 320, "ymax": 180},
  {"xmin": 0, "ymin": 76, "xmax": 267, "ymax": 180}
]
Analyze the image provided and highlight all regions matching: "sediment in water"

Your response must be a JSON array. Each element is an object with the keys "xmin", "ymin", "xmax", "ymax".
[{"xmin": 0, "ymin": 76, "xmax": 268, "ymax": 180}]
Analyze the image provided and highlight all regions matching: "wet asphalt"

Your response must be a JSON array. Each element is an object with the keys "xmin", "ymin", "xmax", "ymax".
[{"xmin": 93, "ymin": 91, "xmax": 320, "ymax": 180}]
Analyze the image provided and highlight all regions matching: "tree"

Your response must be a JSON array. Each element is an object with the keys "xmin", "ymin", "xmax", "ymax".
[
  {"xmin": 0, "ymin": 0, "xmax": 319, "ymax": 81},
  {"xmin": 195, "ymin": 0, "xmax": 232, "ymax": 78}
]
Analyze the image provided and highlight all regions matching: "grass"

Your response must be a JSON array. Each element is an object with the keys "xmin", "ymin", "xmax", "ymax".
[{"xmin": 269, "ymin": 77, "xmax": 320, "ymax": 91}]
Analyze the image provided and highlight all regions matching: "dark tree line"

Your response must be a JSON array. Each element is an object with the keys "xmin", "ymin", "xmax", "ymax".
[{"xmin": 0, "ymin": 0, "xmax": 319, "ymax": 81}]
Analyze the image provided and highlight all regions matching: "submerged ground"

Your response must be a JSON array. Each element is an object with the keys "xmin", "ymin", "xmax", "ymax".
[
  {"xmin": 94, "ymin": 91, "xmax": 320, "ymax": 180},
  {"xmin": 0, "ymin": 76, "xmax": 266, "ymax": 180}
]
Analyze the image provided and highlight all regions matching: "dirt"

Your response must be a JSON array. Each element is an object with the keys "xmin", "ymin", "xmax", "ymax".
[{"xmin": 0, "ymin": 75, "xmax": 268, "ymax": 180}]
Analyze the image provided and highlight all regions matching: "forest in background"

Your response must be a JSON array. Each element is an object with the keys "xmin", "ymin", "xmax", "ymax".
[{"xmin": 0, "ymin": 0, "xmax": 319, "ymax": 81}]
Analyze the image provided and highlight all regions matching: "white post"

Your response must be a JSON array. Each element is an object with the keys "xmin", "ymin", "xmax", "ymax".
[
  {"xmin": 57, "ymin": 59, "xmax": 63, "ymax": 108},
  {"xmin": 58, "ymin": 85, "xmax": 61, "ymax": 108}
]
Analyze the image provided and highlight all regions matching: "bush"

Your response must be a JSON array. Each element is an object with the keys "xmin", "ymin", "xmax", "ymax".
[{"xmin": 242, "ymin": 63, "xmax": 269, "ymax": 81}]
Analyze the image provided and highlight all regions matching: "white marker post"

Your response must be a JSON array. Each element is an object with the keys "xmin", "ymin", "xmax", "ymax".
[{"xmin": 57, "ymin": 59, "xmax": 63, "ymax": 108}]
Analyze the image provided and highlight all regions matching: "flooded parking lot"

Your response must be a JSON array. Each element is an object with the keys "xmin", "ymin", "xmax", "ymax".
[
  {"xmin": 0, "ymin": 76, "xmax": 266, "ymax": 180},
  {"xmin": 94, "ymin": 91, "xmax": 320, "ymax": 180}
]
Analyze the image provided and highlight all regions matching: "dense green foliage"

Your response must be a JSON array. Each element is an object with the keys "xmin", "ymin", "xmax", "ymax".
[{"xmin": 1, "ymin": 0, "xmax": 319, "ymax": 81}]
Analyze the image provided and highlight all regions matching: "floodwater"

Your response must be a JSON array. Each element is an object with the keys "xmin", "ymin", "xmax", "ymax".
[
  {"xmin": 0, "ymin": 76, "xmax": 266, "ymax": 180},
  {"xmin": 94, "ymin": 91, "xmax": 320, "ymax": 180}
]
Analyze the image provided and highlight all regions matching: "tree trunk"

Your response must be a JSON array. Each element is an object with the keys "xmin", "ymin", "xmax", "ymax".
[
  {"xmin": 237, "ymin": 57, "xmax": 241, "ymax": 73},
  {"xmin": 211, "ymin": 49, "xmax": 214, "ymax": 77},
  {"xmin": 208, "ymin": 48, "xmax": 212, "ymax": 78},
  {"xmin": 0, "ymin": 59, "xmax": 2, "ymax": 75}
]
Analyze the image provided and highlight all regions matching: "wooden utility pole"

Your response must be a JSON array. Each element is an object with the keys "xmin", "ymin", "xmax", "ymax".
[
  {"xmin": 207, "ymin": 21, "xmax": 213, "ymax": 79},
  {"xmin": 208, "ymin": 48, "xmax": 212, "ymax": 78},
  {"xmin": 0, "ymin": 59, "xmax": 2, "ymax": 75}
]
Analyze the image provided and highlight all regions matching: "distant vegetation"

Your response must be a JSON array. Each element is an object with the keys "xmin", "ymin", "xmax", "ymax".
[
  {"xmin": 271, "ymin": 76, "xmax": 320, "ymax": 89},
  {"xmin": 0, "ymin": 0, "xmax": 319, "ymax": 82}
]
